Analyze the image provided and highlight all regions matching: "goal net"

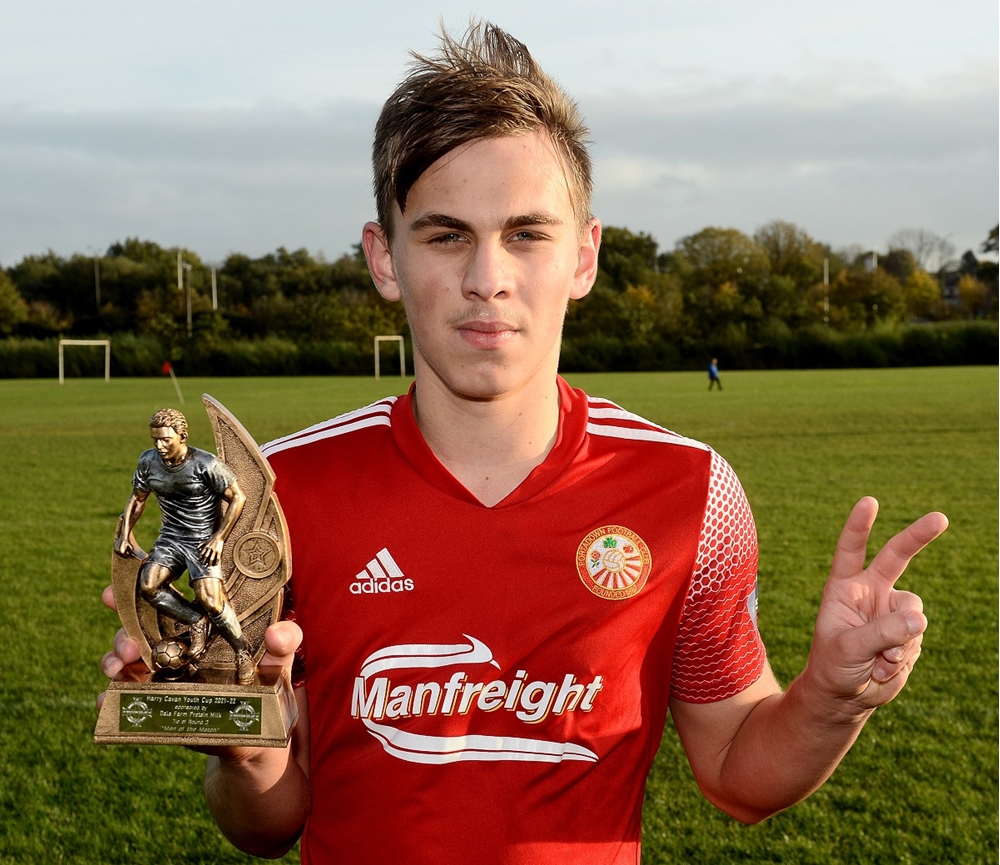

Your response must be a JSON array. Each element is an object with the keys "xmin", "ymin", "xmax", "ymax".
[
  {"xmin": 58, "ymin": 339, "xmax": 111, "ymax": 385},
  {"xmin": 374, "ymin": 335, "xmax": 406, "ymax": 380}
]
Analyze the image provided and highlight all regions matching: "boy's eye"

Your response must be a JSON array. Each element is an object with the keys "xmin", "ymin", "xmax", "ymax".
[{"xmin": 511, "ymin": 230, "xmax": 547, "ymax": 242}]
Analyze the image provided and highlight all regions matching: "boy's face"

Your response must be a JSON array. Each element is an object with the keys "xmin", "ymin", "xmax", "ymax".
[{"xmin": 364, "ymin": 131, "xmax": 600, "ymax": 403}]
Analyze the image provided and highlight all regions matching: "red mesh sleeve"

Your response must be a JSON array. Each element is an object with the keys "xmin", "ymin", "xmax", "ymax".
[{"xmin": 670, "ymin": 451, "xmax": 766, "ymax": 703}]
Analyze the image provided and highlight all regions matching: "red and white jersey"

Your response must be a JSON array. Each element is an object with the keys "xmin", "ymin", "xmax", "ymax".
[{"xmin": 263, "ymin": 378, "xmax": 765, "ymax": 865}]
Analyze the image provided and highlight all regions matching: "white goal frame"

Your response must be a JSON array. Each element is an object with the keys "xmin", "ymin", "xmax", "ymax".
[
  {"xmin": 374, "ymin": 335, "xmax": 406, "ymax": 380},
  {"xmin": 59, "ymin": 339, "xmax": 111, "ymax": 385}
]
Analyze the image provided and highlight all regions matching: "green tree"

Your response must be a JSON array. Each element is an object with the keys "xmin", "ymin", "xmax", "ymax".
[
  {"xmin": 564, "ymin": 226, "xmax": 685, "ymax": 357},
  {"xmin": 828, "ymin": 268, "xmax": 906, "ymax": 328},
  {"xmin": 596, "ymin": 227, "xmax": 660, "ymax": 292},
  {"xmin": 753, "ymin": 220, "xmax": 826, "ymax": 287},
  {"xmin": 675, "ymin": 227, "xmax": 770, "ymax": 288},
  {"xmin": 881, "ymin": 249, "xmax": 918, "ymax": 282},
  {"xmin": 668, "ymin": 227, "xmax": 770, "ymax": 337},
  {"xmin": 9, "ymin": 251, "xmax": 64, "ymax": 307},
  {"xmin": 903, "ymin": 270, "xmax": 942, "ymax": 319},
  {"xmin": 957, "ymin": 274, "xmax": 988, "ymax": 317},
  {"xmin": 0, "ymin": 270, "xmax": 28, "ymax": 335}
]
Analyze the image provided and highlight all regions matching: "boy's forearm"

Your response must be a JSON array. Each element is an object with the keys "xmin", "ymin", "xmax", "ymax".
[
  {"xmin": 704, "ymin": 670, "xmax": 873, "ymax": 824},
  {"xmin": 204, "ymin": 745, "xmax": 310, "ymax": 858}
]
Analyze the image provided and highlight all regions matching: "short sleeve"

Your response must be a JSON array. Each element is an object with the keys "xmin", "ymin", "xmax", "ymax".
[
  {"xmin": 203, "ymin": 454, "xmax": 237, "ymax": 495},
  {"xmin": 131, "ymin": 453, "xmax": 151, "ymax": 492},
  {"xmin": 670, "ymin": 450, "xmax": 766, "ymax": 703}
]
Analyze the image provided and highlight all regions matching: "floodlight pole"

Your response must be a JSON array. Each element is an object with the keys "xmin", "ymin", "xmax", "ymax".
[
  {"xmin": 182, "ymin": 263, "xmax": 193, "ymax": 338},
  {"xmin": 823, "ymin": 257, "xmax": 829, "ymax": 325},
  {"xmin": 87, "ymin": 245, "xmax": 102, "ymax": 312},
  {"xmin": 211, "ymin": 267, "xmax": 218, "ymax": 310}
]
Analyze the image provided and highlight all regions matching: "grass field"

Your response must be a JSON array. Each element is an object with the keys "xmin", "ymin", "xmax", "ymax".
[{"xmin": 0, "ymin": 367, "xmax": 996, "ymax": 864}]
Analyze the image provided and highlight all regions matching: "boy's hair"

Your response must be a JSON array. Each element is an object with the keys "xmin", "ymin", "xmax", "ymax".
[
  {"xmin": 373, "ymin": 21, "xmax": 592, "ymax": 240},
  {"xmin": 149, "ymin": 408, "xmax": 187, "ymax": 439}
]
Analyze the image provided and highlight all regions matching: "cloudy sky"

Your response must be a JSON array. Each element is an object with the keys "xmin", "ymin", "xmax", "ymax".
[{"xmin": 1, "ymin": 0, "xmax": 996, "ymax": 268}]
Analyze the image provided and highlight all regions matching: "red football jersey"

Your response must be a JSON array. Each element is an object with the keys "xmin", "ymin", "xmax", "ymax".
[{"xmin": 262, "ymin": 378, "xmax": 765, "ymax": 864}]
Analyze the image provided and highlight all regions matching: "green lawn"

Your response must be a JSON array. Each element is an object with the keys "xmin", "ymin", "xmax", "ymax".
[{"xmin": 0, "ymin": 367, "xmax": 995, "ymax": 863}]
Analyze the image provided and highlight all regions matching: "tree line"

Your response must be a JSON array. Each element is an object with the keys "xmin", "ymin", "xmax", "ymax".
[{"xmin": 0, "ymin": 221, "xmax": 996, "ymax": 375}]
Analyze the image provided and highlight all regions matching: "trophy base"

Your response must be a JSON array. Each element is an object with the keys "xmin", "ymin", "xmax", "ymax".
[{"xmin": 95, "ymin": 663, "xmax": 297, "ymax": 748}]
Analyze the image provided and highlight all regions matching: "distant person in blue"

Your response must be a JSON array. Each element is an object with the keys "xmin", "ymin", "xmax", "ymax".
[{"xmin": 708, "ymin": 358, "xmax": 722, "ymax": 391}]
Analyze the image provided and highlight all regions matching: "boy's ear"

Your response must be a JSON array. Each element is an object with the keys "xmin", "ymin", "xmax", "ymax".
[
  {"xmin": 569, "ymin": 218, "xmax": 602, "ymax": 301},
  {"xmin": 362, "ymin": 221, "xmax": 401, "ymax": 302}
]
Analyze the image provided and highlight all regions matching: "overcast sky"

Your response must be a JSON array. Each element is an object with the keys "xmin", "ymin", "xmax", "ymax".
[{"xmin": 1, "ymin": 0, "xmax": 996, "ymax": 268}]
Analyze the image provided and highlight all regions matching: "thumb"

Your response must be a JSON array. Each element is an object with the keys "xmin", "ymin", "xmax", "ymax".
[
  {"xmin": 849, "ymin": 609, "xmax": 926, "ymax": 662},
  {"xmin": 259, "ymin": 620, "xmax": 303, "ymax": 669}
]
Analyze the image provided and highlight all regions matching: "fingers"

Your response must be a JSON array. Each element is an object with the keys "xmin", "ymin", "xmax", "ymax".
[
  {"xmin": 115, "ymin": 627, "xmax": 143, "ymax": 662},
  {"xmin": 100, "ymin": 627, "xmax": 142, "ymax": 678},
  {"xmin": 102, "ymin": 584, "xmax": 118, "ymax": 611},
  {"xmin": 100, "ymin": 651, "xmax": 125, "ymax": 680},
  {"xmin": 259, "ymin": 620, "xmax": 303, "ymax": 668},
  {"xmin": 866, "ymin": 511, "xmax": 949, "ymax": 587},
  {"xmin": 830, "ymin": 500, "xmax": 948, "ymax": 588},
  {"xmin": 872, "ymin": 623, "xmax": 924, "ymax": 682},
  {"xmin": 873, "ymin": 590, "xmax": 925, "ymax": 679},
  {"xmin": 851, "ymin": 604, "xmax": 927, "ymax": 682},
  {"xmin": 97, "ymin": 628, "xmax": 145, "ymax": 707},
  {"xmin": 829, "ymin": 497, "xmax": 879, "ymax": 581}
]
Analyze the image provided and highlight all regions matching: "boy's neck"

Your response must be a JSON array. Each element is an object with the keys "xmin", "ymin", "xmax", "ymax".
[{"xmin": 410, "ymin": 370, "xmax": 561, "ymax": 507}]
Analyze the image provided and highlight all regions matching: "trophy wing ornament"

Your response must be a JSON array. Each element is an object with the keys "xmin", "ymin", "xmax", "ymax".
[{"xmin": 199, "ymin": 394, "xmax": 291, "ymax": 669}]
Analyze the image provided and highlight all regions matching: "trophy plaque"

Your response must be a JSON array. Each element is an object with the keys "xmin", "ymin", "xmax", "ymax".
[{"xmin": 95, "ymin": 395, "xmax": 297, "ymax": 747}]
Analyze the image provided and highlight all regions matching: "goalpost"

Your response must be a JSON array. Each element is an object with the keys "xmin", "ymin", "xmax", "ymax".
[
  {"xmin": 373, "ymin": 335, "xmax": 406, "ymax": 380},
  {"xmin": 59, "ymin": 339, "xmax": 111, "ymax": 385}
]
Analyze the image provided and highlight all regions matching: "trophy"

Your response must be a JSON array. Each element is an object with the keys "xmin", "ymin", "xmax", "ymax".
[{"xmin": 95, "ymin": 395, "xmax": 297, "ymax": 747}]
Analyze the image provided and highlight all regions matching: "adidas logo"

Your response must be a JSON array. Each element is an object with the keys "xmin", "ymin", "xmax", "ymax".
[{"xmin": 350, "ymin": 548, "xmax": 414, "ymax": 595}]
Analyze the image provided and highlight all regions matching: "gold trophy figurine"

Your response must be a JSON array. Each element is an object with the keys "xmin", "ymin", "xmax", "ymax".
[{"xmin": 95, "ymin": 395, "xmax": 296, "ymax": 747}]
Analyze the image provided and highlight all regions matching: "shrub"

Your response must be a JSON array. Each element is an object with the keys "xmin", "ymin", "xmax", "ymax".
[{"xmin": 0, "ymin": 321, "xmax": 995, "ymax": 378}]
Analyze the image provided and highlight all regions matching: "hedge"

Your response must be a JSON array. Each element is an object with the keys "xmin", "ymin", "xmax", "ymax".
[
  {"xmin": 0, "ymin": 322, "xmax": 995, "ymax": 378},
  {"xmin": 561, "ymin": 321, "xmax": 998, "ymax": 373}
]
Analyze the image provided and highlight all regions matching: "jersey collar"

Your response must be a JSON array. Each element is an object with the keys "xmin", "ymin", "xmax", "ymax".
[{"xmin": 390, "ymin": 376, "xmax": 589, "ymax": 508}]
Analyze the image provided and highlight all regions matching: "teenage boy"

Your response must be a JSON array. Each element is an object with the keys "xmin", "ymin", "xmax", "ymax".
[{"xmin": 101, "ymin": 23, "xmax": 946, "ymax": 864}]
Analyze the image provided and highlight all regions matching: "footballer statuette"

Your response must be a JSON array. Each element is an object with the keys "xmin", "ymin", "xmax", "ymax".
[{"xmin": 94, "ymin": 396, "xmax": 297, "ymax": 747}]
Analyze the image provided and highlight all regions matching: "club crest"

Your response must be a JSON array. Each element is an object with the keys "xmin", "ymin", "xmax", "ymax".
[{"xmin": 576, "ymin": 526, "xmax": 652, "ymax": 600}]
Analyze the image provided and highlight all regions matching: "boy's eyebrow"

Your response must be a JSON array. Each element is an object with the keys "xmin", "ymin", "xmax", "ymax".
[
  {"xmin": 503, "ymin": 212, "xmax": 563, "ymax": 230},
  {"xmin": 408, "ymin": 213, "xmax": 472, "ymax": 233},
  {"xmin": 408, "ymin": 212, "xmax": 564, "ymax": 233}
]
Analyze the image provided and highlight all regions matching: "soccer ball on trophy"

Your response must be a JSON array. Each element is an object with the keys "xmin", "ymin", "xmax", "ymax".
[{"xmin": 152, "ymin": 639, "xmax": 190, "ymax": 675}]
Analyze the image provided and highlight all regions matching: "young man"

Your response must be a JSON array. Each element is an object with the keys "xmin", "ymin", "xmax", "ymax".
[{"xmin": 101, "ymin": 23, "xmax": 946, "ymax": 864}]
